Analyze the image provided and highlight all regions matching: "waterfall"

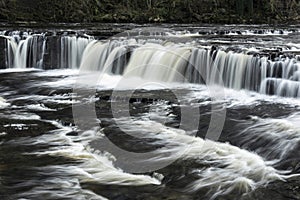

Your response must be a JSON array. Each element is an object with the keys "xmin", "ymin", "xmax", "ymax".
[
  {"xmin": 3, "ymin": 34, "xmax": 46, "ymax": 69},
  {"xmin": 80, "ymin": 39, "xmax": 136, "ymax": 73},
  {"xmin": 259, "ymin": 58, "xmax": 300, "ymax": 97},
  {"xmin": 1, "ymin": 31, "xmax": 300, "ymax": 97},
  {"xmin": 5, "ymin": 37, "xmax": 17, "ymax": 68},
  {"xmin": 1, "ymin": 32, "xmax": 93, "ymax": 69},
  {"xmin": 79, "ymin": 39, "xmax": 300, "ymax": 97},
  {"xmin": 12, "ymin": 35, "xmax": 46, "ymax": 68},
  {"xmin": 60, "ymin": 36, "xmax": 94, "ymax": 69},
  {"xmin": 123, "ymin": 43, "xmax": 192, "ymax": 82}
]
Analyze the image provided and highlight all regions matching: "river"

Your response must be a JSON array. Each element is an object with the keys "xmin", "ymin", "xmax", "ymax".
[{"xmin": 0, "ymin": 23, "xmax": 299, "ymax": 200}]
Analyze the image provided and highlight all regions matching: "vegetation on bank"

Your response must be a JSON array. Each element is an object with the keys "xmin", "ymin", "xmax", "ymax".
[{"xmin": 0, "ymin": 0, "xmax": 299, "ymax": 24}]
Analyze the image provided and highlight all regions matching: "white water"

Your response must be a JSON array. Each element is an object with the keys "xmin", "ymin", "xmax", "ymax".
[
  {"xmin": 100, "ymin": 116, "xmax": 288, "ymax": 198},
  {"xmin": 2, "ymin": 29, "xmax": 300, "ymax": 97},
  {"xmin": 80, "ymin": 39, "xmax": 137, "ymax": 72},
  {"xmin": 29, "ymin": 127, "xmax": 161, "ymax": 185},
  {"xmin": 2, "ymin": 33, "xmax": 93, "ymax": 69},
  {"xmin": 0, "ymin": 96, "xmax": 9, "ymax": 108},
  {"xmin": 1, "ymin": 67, "xmax": 299, "ymax": 199},
  {"xmin": 238, "ymin": 113, "xmax": 300, "ymax": 161},
  {"xmin": 166, "ymin": 29, "xmax": 298, "ymax": 37},
  {"xmin": 11, "ymin": 35, "xmax": 46, "ymax": 68},
  {"xmin": 8, "ymin": 102, "xmax": 290, "ymax": 199},
  {"xmin": 5, "ymin": 36, "xmax": 17, "ymax": 68},
  {"xmin": 78, "ymin": 39, "xmax": 300, "ymax": 97},
  {"xmin": 60, "ymin": 36, "xmax": 94, "ymax": 69},
  {"xmin": 0, "ymin": 26, "xmax": 300, "ymax": 200}
]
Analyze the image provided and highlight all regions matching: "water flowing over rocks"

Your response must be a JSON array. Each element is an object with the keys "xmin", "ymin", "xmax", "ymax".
[{"xmin": 0, "ymin": 24, "xmax": 299, "ymax": 200}]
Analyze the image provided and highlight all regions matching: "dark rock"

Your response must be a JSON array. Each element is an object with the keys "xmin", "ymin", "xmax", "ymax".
[
  {"xmin": 66, "ymin": 131, "xmax": 78, "ymax": 136},
  {"xmin": 0, "ymin": 37, "xmax": 6, "ymax": 69}
]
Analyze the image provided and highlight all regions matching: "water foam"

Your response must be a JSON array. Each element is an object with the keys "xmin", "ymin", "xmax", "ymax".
[{"xmin": 96, "ymin": 117, "xmax": 288, "ymax": 198}]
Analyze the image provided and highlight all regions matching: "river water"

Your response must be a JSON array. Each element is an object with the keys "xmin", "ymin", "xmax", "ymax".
[{"xmin": 0, "ymin": 24, "xmax": 299, "ymax": 200}]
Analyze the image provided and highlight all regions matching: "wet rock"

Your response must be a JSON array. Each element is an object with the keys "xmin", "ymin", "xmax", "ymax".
[
  {"xmin": 0, "ymin": 37, "xmax": 6, "ymax": 69},
  {"xmin": 66, "ymin": 131, "xmax": 78, "ymax": 136},
  {"xmin": 43, "ymin": 36, "xmax": 59, "ymax": 69},
  {"xmin": 242, "ymin": 178, "xmax": 300, "ymax": 200},
  {"xmin": 0, "ymin": 118, "xmax": 58, "ymax": 138}
]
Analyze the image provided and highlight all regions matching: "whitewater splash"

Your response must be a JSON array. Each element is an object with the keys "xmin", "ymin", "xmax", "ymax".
[
  {"xmin": 86, "ymin": 114, "xmax": 294, "ymax": 199},
  {"xmin": 9, "ymin": 126, "xmax": 160, "ymax": 200},
  {"xmin": 236, "ymin": 113, "xmax": 300, "ymax": 163}
]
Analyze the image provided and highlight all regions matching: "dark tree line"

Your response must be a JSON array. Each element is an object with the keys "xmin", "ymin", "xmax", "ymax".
[{"xmin": 0, "ymin": 0, "xmax": 299, "ymax": 24}]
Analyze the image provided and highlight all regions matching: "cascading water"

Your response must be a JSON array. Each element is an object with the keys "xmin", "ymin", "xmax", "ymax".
[
  {"xmin": 1, "ymin": 30, "xmax": 300, "ymax": 97},
  {"xmin": 5, "ymin": 37, "xmax": 17, "ymax": 68},
  {"xmin": 2, "ymin": 33, "xmax": 46, "ymax": 69},
  {"xmin": 1, "ymin": 32, "xmax": 94, "ymax": 69},
  {"xmin": 79, "ymin": 40, "xmax": 130, "ymax": 72},
  {"xmin": 79, "ymin": 39, "xmax": 300, "ymax": 97},
  {"xmin": 59, "ymin": 35, "xmax": 94, "ymax": 69},
  {"xmin": 260, "ymin": 58, "xmax": 300, "ymax": 97},
  {"xmin": 1, "ymin": 31, "xmax": 300, "ymax": 97},
  {"xmin": 122, "ymin": 43, "xmax": 191, "ymax": 82},
  {"xmin": 0, "ymin": 25, "xmax": 300, "ymax": 200},
  {"xmin": 13, "ymin": 35, "xmax": 46, "ymax": 68}
]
